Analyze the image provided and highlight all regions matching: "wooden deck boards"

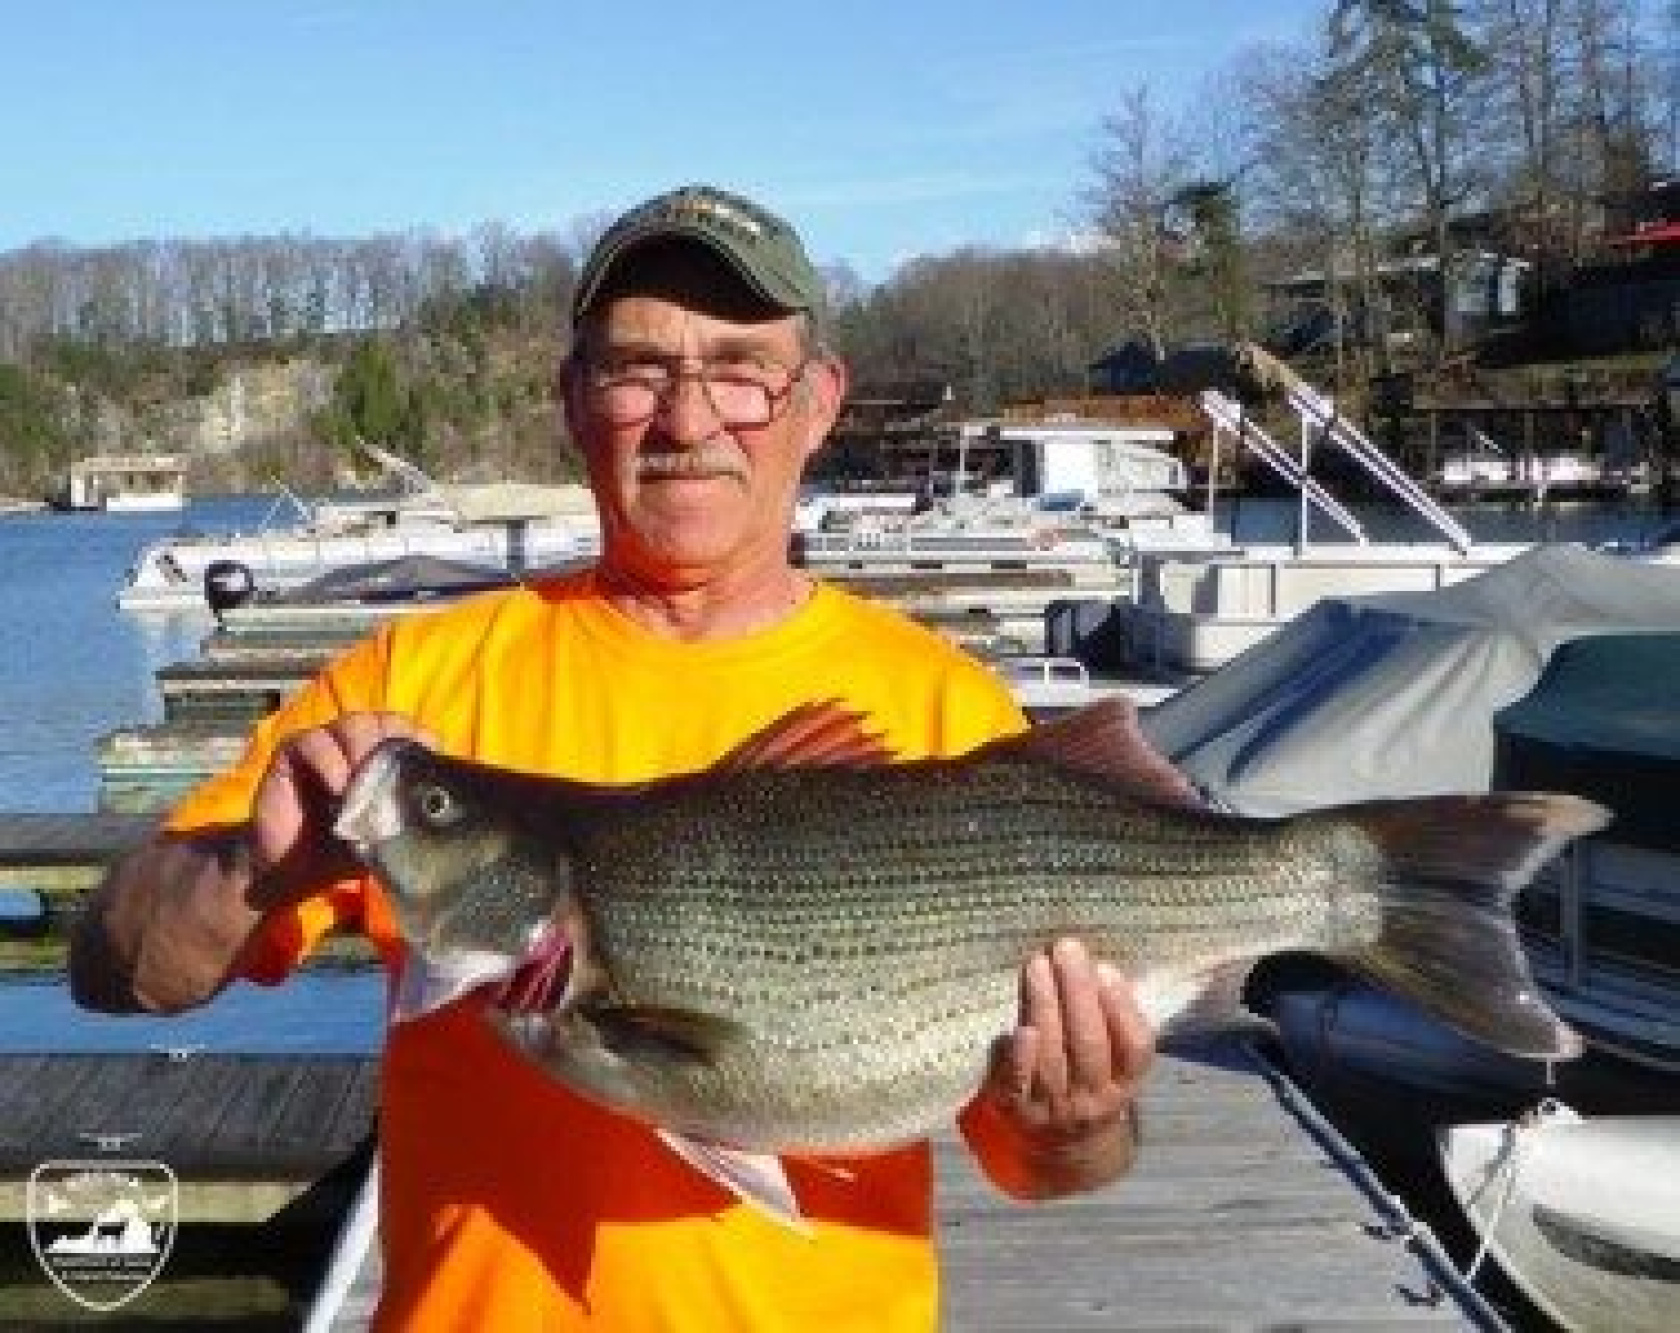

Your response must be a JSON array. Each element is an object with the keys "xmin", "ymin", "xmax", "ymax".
[
  {"xmin": 0, "ymin": 1054, "xmax": 377, "ymax": 1223},
  {"xmin": 0, "ymin": 813, "xmax": 156, "ymax": 868},
  {"xmin": 316, "ymin": 1040, "xmax": 1494, "ymax": 1330}
]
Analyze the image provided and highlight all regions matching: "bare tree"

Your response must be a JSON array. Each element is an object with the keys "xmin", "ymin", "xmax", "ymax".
[
  {"xmin": 1330, "ymin": 1, "xmax": 1491, "ymax": 357},
  {"xmin": 1083, "ymin": 85, "xmax": 1195, "ymax": 361}
]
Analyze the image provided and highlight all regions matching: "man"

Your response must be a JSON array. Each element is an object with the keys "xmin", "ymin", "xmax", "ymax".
[{"xmin": 71, "ymin": 184, "xmax": 1154, "ymax": 1330}]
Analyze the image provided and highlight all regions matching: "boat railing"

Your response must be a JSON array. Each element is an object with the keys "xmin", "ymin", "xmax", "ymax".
[
  {"xmin": 1199, "ymin": 390, "xmax": 1368, "ymax": 541},
  {"xmin": 1227, "ymin": 342, "xmax": 1476, "ymax": 554}
]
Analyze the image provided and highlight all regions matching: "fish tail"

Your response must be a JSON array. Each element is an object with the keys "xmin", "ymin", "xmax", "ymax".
[{"xmin": 1342, "ymin": 792, "xmax": 1609, "ymax": 1060}]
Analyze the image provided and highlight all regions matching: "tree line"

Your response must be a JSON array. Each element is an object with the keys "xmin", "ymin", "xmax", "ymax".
[{"xmin": 1, "ymin": 0, "xmax": 1673, "ymax": 493}]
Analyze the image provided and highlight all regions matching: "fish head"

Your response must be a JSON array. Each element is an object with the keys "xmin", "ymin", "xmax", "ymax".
[{"xmin": 334, "ymin": 737, "xmax": 573, "ymax": 963}]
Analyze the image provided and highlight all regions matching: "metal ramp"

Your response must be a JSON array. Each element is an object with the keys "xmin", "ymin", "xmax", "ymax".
[{"xmin": 1206, "ymin": 343, "xmax": 1476, "ymax": 554}]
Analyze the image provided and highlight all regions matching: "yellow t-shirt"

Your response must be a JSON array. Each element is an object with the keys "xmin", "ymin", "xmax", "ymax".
[{"xmin": 165, "ymin": 572, "xmax": 1025, "ymax": 1331}]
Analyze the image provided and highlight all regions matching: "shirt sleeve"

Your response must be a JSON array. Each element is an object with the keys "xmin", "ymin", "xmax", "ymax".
[{"xmin": 161, "ymin": 628, "xmax": 395, "ymax": 983}]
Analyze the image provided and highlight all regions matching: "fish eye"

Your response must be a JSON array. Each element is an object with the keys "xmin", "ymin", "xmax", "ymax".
[{"xmin": 414, "ymin": 782, "xmax": 464, "ymax": 828}]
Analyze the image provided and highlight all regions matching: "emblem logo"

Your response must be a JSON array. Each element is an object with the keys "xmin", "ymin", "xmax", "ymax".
[{"xmin": 27, "ymin": 1159, "xmax": 178, "ymax": 1312}]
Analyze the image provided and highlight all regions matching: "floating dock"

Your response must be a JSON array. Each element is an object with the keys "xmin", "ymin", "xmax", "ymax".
[{"xmin": 0, "ymin": 1052, "xmax": 376, "ymax": 1225}]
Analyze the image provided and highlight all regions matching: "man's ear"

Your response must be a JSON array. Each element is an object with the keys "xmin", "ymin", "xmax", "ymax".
[
  {"xmin": 556, "ymin": 354, "xmax": 583, "ymax": 437},
  {"xmin": 801, "ymin": 355, "xmax": 849, "ymax": 458}
]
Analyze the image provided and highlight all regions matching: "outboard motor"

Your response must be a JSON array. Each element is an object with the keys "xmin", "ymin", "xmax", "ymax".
[{"xmin": 203, "ymin": 559, "xmax": 256, "ymax": 622}]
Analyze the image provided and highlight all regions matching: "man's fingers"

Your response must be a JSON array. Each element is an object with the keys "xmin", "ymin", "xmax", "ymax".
[
  {"xmin": 328, "ymin": 711, "xmax": 432, "ymax": 779},
  {"xmin": 1095, "ymin": 962, "xmax": 1156, "ymax": 1092},
  {"xmin": 1052, "ymin": 939, "xmax": 1114, "ymax": 1093},
  {"xmin": 1018, "ymin": 949, "xmax": 1066, "ymax": 1099},
  {"xmin": 249, "ymin": 712, "xmax": 429, "ymax": 886}
]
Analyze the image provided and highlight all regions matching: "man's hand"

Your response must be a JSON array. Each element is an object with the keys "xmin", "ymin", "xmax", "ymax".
[
  {"xmin": 248, "ymin": 712, "xmax": 433, "ymax": 910},
  {"xmin": 960, "ymin": 938, "xmax": 1155, "ymax": 1200},
  {"xmin": 72, "ymin": 709, "xmax": 433, "ymax": 1015}
]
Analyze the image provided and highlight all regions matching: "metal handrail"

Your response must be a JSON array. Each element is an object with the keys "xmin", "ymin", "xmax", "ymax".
[
  {"xmin": 1280, "ymin": 373, "xmax": 1474, "ymax": 552},
  {"xmin": 1200, "ymin": 390, "xmax": 1368, "ymax": 540}
]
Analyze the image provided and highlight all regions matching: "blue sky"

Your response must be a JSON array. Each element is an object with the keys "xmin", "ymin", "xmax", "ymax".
[{"xmin": 4, "ymin": 1, "xmax": 1327, "ymax": 280}]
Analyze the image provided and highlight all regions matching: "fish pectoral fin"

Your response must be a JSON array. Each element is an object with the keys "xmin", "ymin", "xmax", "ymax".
[
  {"xmin": 587, "ymin": 1003, "xmax": 742, "ymax": 1064},
  {"xmin": 656, "ymin": 1131, "xmax": 811, "ymax": 1236}
]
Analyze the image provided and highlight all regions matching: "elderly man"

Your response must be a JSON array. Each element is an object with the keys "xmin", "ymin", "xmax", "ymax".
[{"xmin": 71, "ymin": 184, "xmax": 1154, "ymax": 1330}]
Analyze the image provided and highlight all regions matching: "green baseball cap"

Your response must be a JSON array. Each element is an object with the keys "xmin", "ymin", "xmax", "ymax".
[{"xmin": 571, "ymin": 184, "xmax": 826, "ymax": 328}]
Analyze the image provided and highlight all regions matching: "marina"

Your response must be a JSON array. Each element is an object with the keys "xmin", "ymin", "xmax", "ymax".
[{"xmin": 2, "ymin": 461, "xmax": 1677, "ymax": 1326}]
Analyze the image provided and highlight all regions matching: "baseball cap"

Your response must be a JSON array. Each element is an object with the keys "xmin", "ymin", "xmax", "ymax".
[{"xmin": 571, "ymin": 184, "xmax": 826, "ymax": 329}]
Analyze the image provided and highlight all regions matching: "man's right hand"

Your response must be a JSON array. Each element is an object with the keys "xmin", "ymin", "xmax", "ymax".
[
  {"xmin": 247, "ymin": 712, "xmax": 434, "ymax": 911},
  {"xmin": 70, "ymin": 711, "xmax": 433, "ymax": 1014}
]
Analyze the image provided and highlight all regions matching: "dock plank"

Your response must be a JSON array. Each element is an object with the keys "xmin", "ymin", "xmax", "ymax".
[
  {"xmin": 0, "ymin": 813, "xmax": 155, "ymax": 867},
  {"xmin": 0, "ymin": 1054, "xmax": 378, "ymax": 1223}
]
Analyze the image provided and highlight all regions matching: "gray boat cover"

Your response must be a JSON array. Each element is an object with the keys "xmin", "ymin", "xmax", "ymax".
[
  {"xmin": 1495, "ymin": 633, "xmax": 1680, "ymax": 851},
  {"xmin": 1141, "ymin": 543, "xmax": 1680, "ymax": 816}
]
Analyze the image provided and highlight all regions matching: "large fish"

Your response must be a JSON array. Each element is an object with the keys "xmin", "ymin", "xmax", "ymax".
[{"xmin": 334, "ymin": 699, "xmax": 1606, "ymax": 1222}]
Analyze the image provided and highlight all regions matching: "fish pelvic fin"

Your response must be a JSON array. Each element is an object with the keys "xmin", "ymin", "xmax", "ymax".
[
  {"xmin": 656, "ymin": 1131, "xmax": 810, "ymax": 1236},
  {"xmin": 587, "ymin": 1003, "xmax": 745, "ymax": 1065},
  {"xmin": 714, "ymin": 702, "xmax": 897, "ymax": 771},
  {"xmin": 978, "ymin": 698, "xmax": 1203, "ymax": 809},
  {"xmin": 1345, "ymin": 792, "xmax": 1610, "ymax": 1060}
]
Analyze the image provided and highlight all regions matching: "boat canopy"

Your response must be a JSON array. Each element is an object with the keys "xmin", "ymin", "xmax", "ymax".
[
  {"xmin": 1495, "ymin": 633, "xmax": 1680, "ymax": 851},
  {"xmin": 1142, "ymin": 544, "xmax": 1680, "ymax": 816}
]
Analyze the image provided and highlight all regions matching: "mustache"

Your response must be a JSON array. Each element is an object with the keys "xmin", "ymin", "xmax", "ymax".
[{"xmin": 635, "ymin": 447, "xmax": 747, "ymax": 482}]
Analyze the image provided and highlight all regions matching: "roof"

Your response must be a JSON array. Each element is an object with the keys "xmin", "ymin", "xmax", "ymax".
[{"xmin": 1607, "ymin": 220, "xmax": 1680, "ymax": 246}]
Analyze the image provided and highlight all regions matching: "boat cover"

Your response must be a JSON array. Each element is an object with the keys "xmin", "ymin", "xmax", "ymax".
[
  {"xmin": 276, "ymin": 554, "xmax": 516, "ymax": 604},
  {"xmin": 1495, "ymin": 634, "xmax": 1680, "ymax": 851},
  {"xmin": 1141, "ymin": 543, "xmax": 1680, "ymax": 816}
]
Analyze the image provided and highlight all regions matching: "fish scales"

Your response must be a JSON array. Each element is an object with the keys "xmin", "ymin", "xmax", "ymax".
[
  {"xmin": 566, "ymin": 763, "xmax": 1369, "ymax": 1026},
  {"xmin": 335, "ymin": 702, "xmax": 1604, "ymax": 1168}
]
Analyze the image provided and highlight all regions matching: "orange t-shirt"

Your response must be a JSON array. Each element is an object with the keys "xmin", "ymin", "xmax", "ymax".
[{"xmin": 165, "ymin": 572, "xmax": 1025, "ymax": 1331}]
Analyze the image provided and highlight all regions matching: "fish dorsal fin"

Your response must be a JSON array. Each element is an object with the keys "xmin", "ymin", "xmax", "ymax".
[
  {"xmin": 978, "ymin": 699, "xmax": 1203, "ymax": 810},
  {"xmin": 714, "ymin": 701, "xmax": 896, "ymax": 772}
]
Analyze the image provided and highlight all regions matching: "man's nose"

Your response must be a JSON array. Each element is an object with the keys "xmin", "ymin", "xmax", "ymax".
[{"xmin": 653, "ymin": 373, "xmax": 723, "ymax": 442}]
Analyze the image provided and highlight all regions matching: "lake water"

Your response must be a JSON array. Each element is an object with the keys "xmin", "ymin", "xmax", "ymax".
[
  {"xmin": 0, "ymin": 968, "xmax": 383, "ymax": 1054},
  {"xmin": 0, "ymin": 496, "xmax": 274, "ymax": 813}
]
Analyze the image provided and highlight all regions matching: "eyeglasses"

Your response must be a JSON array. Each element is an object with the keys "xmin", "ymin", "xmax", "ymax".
[{"xmin": 580, "ymin": 353, "xmax": 811, "ymax": 428}]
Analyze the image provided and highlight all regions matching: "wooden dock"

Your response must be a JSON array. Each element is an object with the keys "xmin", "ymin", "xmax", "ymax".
[
  {"xmin": 0, "ymin": 1052, "xmax": 376, "ymax": 1225},
  {"xmin": 0, "ymin": 813, "xmax": 157, "ymax": 869},
  {"xmin": 312, "ymin": 1039, "xmax": 1499, "ymax": 1330},
  {"xmin": 0, "ymin": 812, "xmax": 157, "ymax": 911}
]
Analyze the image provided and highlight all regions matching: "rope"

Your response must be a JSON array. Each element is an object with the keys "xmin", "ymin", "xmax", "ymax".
[{"xmin": 1461, "ymin": 1098, "xmax": 1566, "ymax": 1285}]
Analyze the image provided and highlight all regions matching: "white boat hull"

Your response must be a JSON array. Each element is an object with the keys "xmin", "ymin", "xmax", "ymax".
[
  {"xmin": 102, "ymin": 492, "xmax": 187, "ymax": 514},
  {"xmin": 118, "ymin": 518, "xmax": 597, "ymax": 612},
  {"xmin": 1440, "ymin": 1104, "xmax": 1680, "ymax": 1333}
]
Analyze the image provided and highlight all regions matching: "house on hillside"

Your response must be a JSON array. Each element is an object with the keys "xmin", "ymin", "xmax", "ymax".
[
  {"xmin": 812, "ymin": 376, "xmax": 955, "ymax": 485},
  {"xmin": 1569, "ymin": 178, "xmax": 1680, "ymax": 354},
  {"xmin": 1260, "ymin": 249, "xmax": 1530, "ymax": 359}
]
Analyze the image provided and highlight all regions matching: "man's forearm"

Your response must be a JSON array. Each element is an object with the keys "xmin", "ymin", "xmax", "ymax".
[{"xmin": 69, "ymin": 830, "xmax": 263, "ymax": 1014}]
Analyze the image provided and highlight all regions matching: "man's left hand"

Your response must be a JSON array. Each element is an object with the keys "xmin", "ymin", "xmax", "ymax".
[{"xmin": 961, "ymin": 937, "xmax": 1155, "ymax": 1199}]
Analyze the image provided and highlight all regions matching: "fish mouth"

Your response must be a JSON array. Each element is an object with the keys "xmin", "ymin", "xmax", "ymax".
[
  {"xmin": 333, "ymin": 741, "xmax": 408, "ymax": 855},
  {"xmin": 490, "ymin": 921, "xmax": 573, "ymax": 1017}
]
